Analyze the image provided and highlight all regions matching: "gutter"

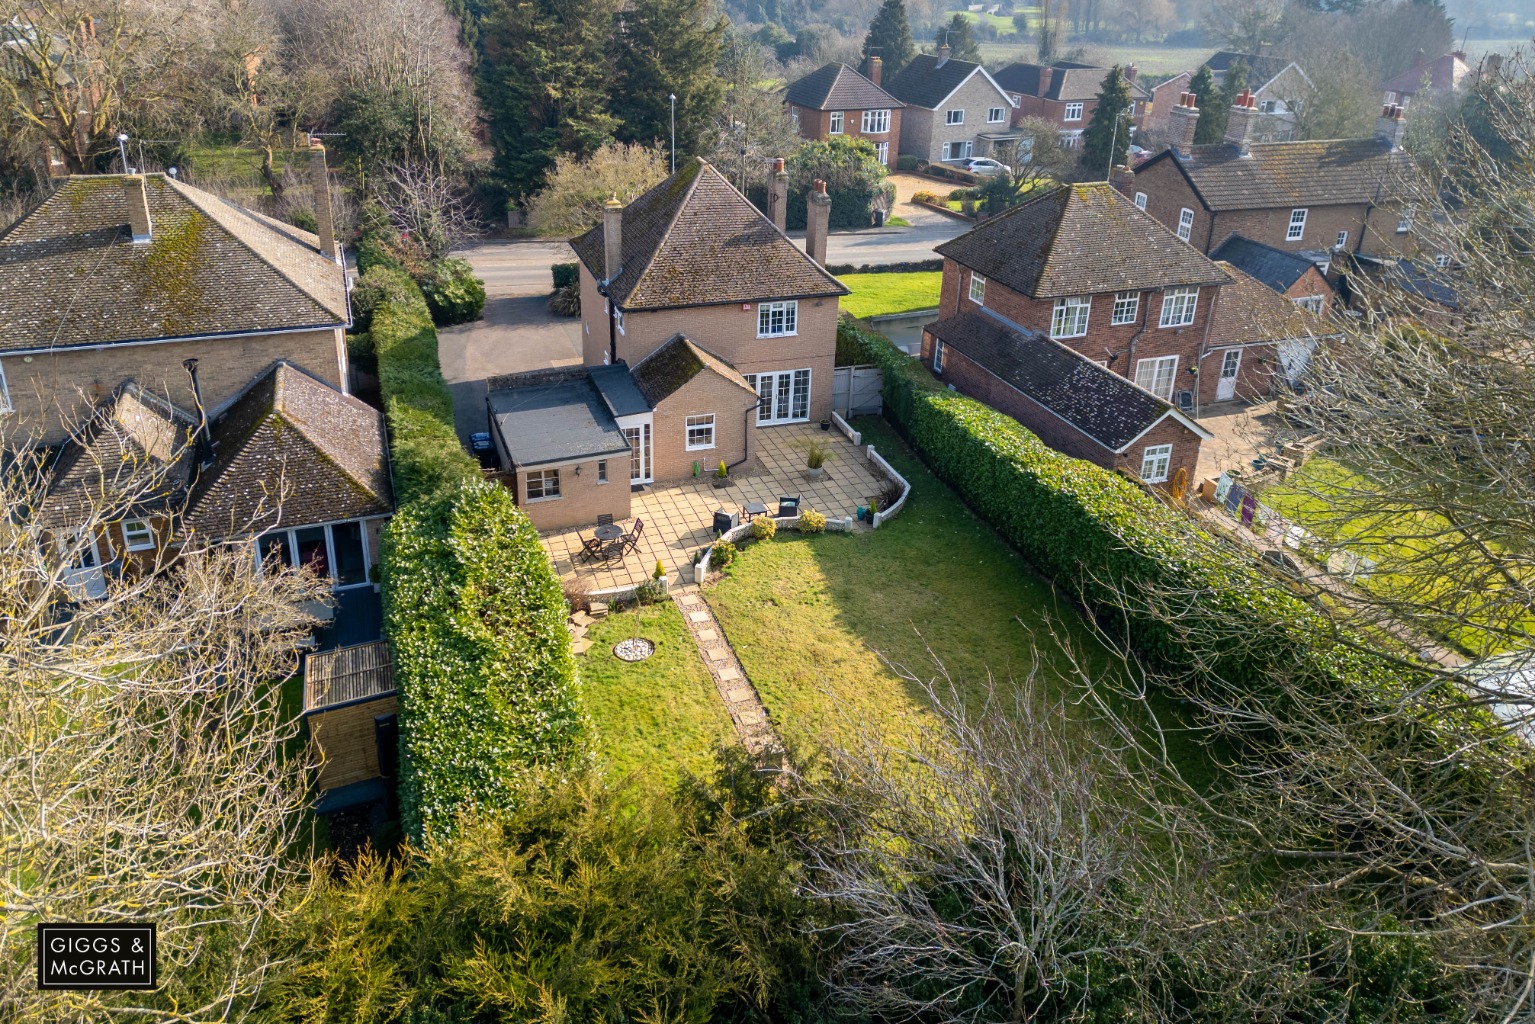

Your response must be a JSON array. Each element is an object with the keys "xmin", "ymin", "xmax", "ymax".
[{"xmin": 1, "ymin": 321, "xmax": 350, "ymax": 359}]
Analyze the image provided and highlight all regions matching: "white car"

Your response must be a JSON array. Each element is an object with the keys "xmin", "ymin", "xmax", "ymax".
[{"xmin": 959, "ymin": 157, "xmax": 1012, "ymax": 177}]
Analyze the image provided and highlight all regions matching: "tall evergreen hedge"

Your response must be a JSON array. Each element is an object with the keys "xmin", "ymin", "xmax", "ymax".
[{"xmin": 369, "ymin": 267, "xmax": 585, "ymax": 840}]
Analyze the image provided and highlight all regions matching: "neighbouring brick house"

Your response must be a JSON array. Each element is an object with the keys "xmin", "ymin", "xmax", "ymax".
[
  {"xmin": 993, "ymin": 61, "xmax": 1145, "ymax": 150},
  {"xmin": 883, "ymin": 46, "xmax": 1018, "ymax": 164},
  {"xmin": 1129, "ymin": 95, "xmax": 1417, "ymax": 262},
  {"xmin": 783, "ymin": 59, "xmax": 905, "ymax": 169},
  {"xmin": 0, "ymin": 158, "xmax": 348, "ymax": 449},
  {"xmin": 1203, "ymin": 51, "xmax": 1310, "ymax": 141},
  {"xmin": 1209, "ymin": 234, "xmax": 1336, "ymax": 313},
  {"xmin": 488, "ymin": 157, "xmax": 845, "ymax": 529},
  {"xmin": 1383, "ymin": 50, "xmax": 1474, "ymax": 108},
  {"xmin": 1139, "ymin": 71, "xmax": 1192, "ymax": 141},
  {"xmin": 1201, "ymin": 262, "xmax": 1331, "ymax": 403}
]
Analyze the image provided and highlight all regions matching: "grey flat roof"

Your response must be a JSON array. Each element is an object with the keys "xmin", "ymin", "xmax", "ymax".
[
  {"xmin": 589, "ymin": 363, "xmax": 652, "ymax": 417},
  {"xmin": 488, "ymin": 378, "xmax": 632, "ymax": 468}
]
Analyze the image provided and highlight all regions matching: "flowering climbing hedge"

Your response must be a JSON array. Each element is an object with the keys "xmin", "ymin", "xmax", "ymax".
[{"xmin": 370, "ymin": 269, "xmax": 585, "ymax": 840}]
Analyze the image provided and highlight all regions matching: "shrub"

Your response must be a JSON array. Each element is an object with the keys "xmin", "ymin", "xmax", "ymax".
[
  {"xmin": 419, "ymin": 257, "xmax": 486, "ymax": 326},
  {"xmin": 382, "ymin": 482, "xmax": 586, "ymax": 842},
  {"xmin": 551, "ymin": 262, "xmax": 580, "ymax": 290},
  {"xmin": 896, "ymin": 154, "xmax": 920, "ymax": 171},
  {"xmin": 716, "ymin": 460, "xmax": 728, "ymax": 479},
  {"xmin": 798, "ymin": 508, "xmax": 827, "ymax": 533},
  {"xmin": 911, "ymin": 190, "xmax": 939, "ymax": 204},
  {"xmin": 751, "ymin": 516, "xmax": 777, "ymax": 541},
  {"xmin": 806, "ymin": 440, "xmax": 828, "ymax": 469},
  {"xmin": 712, "ymin": 539, "xmax": 738, "ymax": 569},
  {"xmin": 345, "ymin": 330, "xmax": 378, "ymax": 377},
  {"xmin": 548, "ymin": 281, "xmax": 581, "ymax": 316},
  {"xmin": 825, "ymin": 258, "xmax": 943, "ymax": 276}
]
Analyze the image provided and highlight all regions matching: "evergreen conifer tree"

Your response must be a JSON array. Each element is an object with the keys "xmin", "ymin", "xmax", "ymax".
[
  {"xmin": 933, "ymin": 14, "xmax": 980, "ymax": 63},
  {"xmin": 861, "ymin": 0, "xmax": 916, "ymax": 79},
  {"xmin": 1194, "ymin": 60, "xmax": 1247, "ymax": 144},
  {"xmin": 1080, "ymin": 65, "xmax": 1132, "ymax": 180},
  {"xmin": 609, "ymin": 0, "xmax": 728, "ymax": 159}
]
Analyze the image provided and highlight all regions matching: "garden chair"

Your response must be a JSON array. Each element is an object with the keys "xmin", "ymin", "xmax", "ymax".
[
  {"xmin": 578, "ymin": 535, "xmax": 606, "ymax": 562},
  {"xmin": 621, "ymin": 518, "xmax": 645, "ymax": 555},
  {"xmin": 597, "ymin": 513, "xmax": 614, "ymax": 527}
]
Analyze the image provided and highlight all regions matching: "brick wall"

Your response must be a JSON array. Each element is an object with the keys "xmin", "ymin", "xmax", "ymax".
[
  {"xmin": 1111, "ymin": 413, "xmax": 1202, "ymax": 489},
  {"xmin": 791, "ymin": 106, "xmax": 904, "ymax": 168},
  {"xmin": 1197, "ymin": 341, "xmax": 1279, "ymax": 406},
  {"xmin": 513, "ymin": 458, "xmax": 632, "ymax": 532},
  {"xmin": 2, "ymin": 328, "xmax": 346, "ymax": 447},
  {"xmin": 649, "ymin": 370, "xmax": 758, "ymax": 482}
]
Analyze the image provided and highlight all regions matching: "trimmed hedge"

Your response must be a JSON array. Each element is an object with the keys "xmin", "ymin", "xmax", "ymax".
[
  {"xmin": 825, "ymin": 259, "xmax": 944, "ymax": 276},
  {"xmin": 419, "ymin": 257, "xmax": 486, "ymax": 326},
  {"xmin": 370, "ymin": 267, "xmax": 585, "ymax": 839},
  {"xmin": 551, "ymin": 262, "xmax": 579, "ymax": 290}
]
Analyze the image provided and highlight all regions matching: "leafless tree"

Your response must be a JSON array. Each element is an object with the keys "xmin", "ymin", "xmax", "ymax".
[
  {"xmin": 1201, "ymin": 0, "xmax": 1282, "ymax": 54},
  {"xmin": 375, "ymin": 159, "xmax": 480, "ymax": 260},
  {"xmin": 0, "ymin": 411, "xmax": 330, "ymax": 1021}
]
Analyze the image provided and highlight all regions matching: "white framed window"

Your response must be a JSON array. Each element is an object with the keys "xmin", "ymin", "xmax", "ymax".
[
  {"xmin": 874, "ymin": 140, "xmax": 889, "ymax": 164},
  {"xmin": 1050, "ymin": 295, "xmax": 1091, "ymax": 339},
  {"xmin": 757, "ymin": 300, "xmax": 798, "ymax": 337},
  {"xmin": 1397, "ymin": 205, "xmax": 1414, "ymax": 233},
  {"xmin": 614, "ymin": 308, "xmax": 625, "ymax": 334},
  {"xmin": 0, "ymin": 360, "xmax": 9, "ymax": 414},
  {"xmin": 1158, "ymin": 286, "xmax": 1198, "ymax": 328},
  {"xmin": 1134, "ymin": 191, "xmax": 1147, "ymax": 210},
  {"xmin": 968, "ymin": 272, "xmax": 986, "ymax": 305},
  {"xmin": 861, "ymin": 109, "xmax": 890, "ymax": 133},
  {"xmin": 685, "ymin": 414, "xmax": 716, "ymax": 450},
  {"xmin": 1064, "ymin": 101, "xmax": 1084, "ymax": 121},
  {"xmin": 1435, "ymin": 253, "xmax": 1452, "ymax": 268},
  {"xmin": 1110, "ymin": 291, "xmax": 1140, "ymax": 325},
  {"xmin": 829, "ymin": 111, "xmax": 844, "ymax": 134},
  {"xmin": 526, "ymin": 469, "xmax": 561, "ymax": 501},
  {"xmin": 253, "ymin": 519, "xmax": 374, "ymax": 590},
  {"xmin": 946, "ymin": 109, "xmax": 965, "ymax": 125},
  {"xmin": 1259, "ymin": 99, "xmax": 1276, "ymax": 113},
  {"xmin": 1294, "ymin": 294, "xmax": 1326, "ymax": 314},
  {"xmin": 1287, "ymin": 208, "xmax": 1308, "ymax": 241},
  {"xmin": 790, "ymin": 105, "xmax": 800, "ymax": 127},
  {"xmin": 597, "ymin": 459, "xmax": 608, "ymax": 483},
  {"xmin": 941, "ymin": 140, "xmax": 973, "ymax": 161},
  {"xmin": 1139, "ymin": 443, "xmax": 1173, "ymax": 483},
  {"xmin": 933, "ymin": 339, "xmax": 945, "ymax": 373},
  {"xmin": 1335, "ymin": 230, "xmax": 1348, "ymax": 249},
  {"xmin": 987, "ymin": 106, "xmax": 1006, "ymax": 123},
  {"xmin": 1176, "ymin": 207, "xmax": 1194, "ymax": 242},
  {"xmin": 121, "ymin": 518, "xmax": 155, "ymax": 552},
  {"xmin": 1134, "ymin": 355, "xmax": 1179, "ymax": 401}
]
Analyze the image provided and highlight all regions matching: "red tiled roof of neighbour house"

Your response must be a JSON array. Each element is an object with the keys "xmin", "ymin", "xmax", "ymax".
[
  {"xmin": 629, "ymin": 334, "xmax": 758, "ymax": 407},
  {"xmin": 569, "ymin": 158, "xmax": 846, "ymax": 311},
  {"xmin": 936, "ymin": 182, "xmax": 1231, "ymax": 299},
  {"xmin": 183, "ymin": 362, "xmax": 392, "ymax": 539},
  {"xmin": 1142, "ymin": 137, "xmax": 1413, "ymax": 212},
  {"xmin": 0, "ymin": 174, "xmax": 348, "ymax": 352},
  {"xmin": 784, "ymin": 62, "xmax": 905, "ymax": 111},
  {"xmin": 1209, "ymin": 262, "xmax": 1331, "ymax": 347}
]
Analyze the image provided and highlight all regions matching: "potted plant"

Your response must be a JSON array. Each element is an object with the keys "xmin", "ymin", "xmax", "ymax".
[
  {"xmin": 711, "ymin": 460, "xmax": 730, "ymax": 489},
  {"xmin": 804, "ymin": 440, "xmax": 828, "ymax": 481},
  {"xmin": 820, "ymin": 417, "xmax": 831, "ymax": 431}
]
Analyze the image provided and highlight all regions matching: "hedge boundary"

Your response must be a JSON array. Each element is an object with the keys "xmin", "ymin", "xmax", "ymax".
[{"xmin": 369, "ymin": 267, "xmax": 584, "ymax": 840}]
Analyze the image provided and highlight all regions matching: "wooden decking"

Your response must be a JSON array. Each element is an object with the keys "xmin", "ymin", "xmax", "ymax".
[{"xmin": 303, "ymin": 640, "xmax": 396, "ymax": 713}]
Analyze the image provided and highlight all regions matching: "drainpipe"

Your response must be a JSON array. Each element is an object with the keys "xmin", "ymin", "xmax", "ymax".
[
  {"xmin": 1122, "ymin": 289, "xmax": 1151, "ymax": 375},
  {"xmin": 728, "ymin": 404, "xmax": 755, "ymax": 471},
  {"xmin": 1193, "ymin": 284, "xmax": 1217, "ymax": 418}
]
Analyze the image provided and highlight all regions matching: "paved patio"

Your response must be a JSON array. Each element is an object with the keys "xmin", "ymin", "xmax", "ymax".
[{"xmin": 543, "ymin": 424, "xmax": 889, "ymax": 591}]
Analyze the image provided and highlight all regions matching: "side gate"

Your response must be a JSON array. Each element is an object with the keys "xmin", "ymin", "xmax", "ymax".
[{"xmin": 832, "ymin": 366, "xmax": 883, "ymax": 418}]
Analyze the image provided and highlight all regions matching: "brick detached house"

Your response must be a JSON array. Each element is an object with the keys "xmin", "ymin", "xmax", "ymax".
[
  {"xmin": 1209, "ymin": 234, "xmax": 1336, "ymax": 313},
  {"xmin": 993, "ymin": 61, "xmax": 1145, "ymax": 150},
  {"xmin": 1140, "ymin": 71, "xmax": 1191, "ymax": 140},
  {"xmin": 0, "ymin": 152, "xmax": 349, "ymax": 448},
  {"xmin": 487, "ymin": 157, "xmax": 846, "ymax": 531},
  {"xmin": 783, "ymin": 59, "xmax": 905, "ymax": 169},
  {"xmin": 1129, "ymin": 94, "xmax": 1416, "ymax": 261},
  {"xmin": 1202, "ymin": 262, "xmax": 1330, "ymax": 401},
  {"xmin": 1382, "ymin": 50, "xmax": 1474, "ymax": 109},
  {"xmin": 883, "ymin": 45, "xmax": 1018, "ymax": 165}
]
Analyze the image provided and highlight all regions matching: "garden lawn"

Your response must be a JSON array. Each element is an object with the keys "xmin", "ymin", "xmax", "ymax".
[
  {"xmin": 838, "ymin": 272, "xmax": 942, "ymax": 319},
  {"xmin": 580, "ymin": 601, "xmax": 738, "ymax": 784},
  {"xmin": 708, "ymin": 418, "xmax": 1210, "ymax": 783}
]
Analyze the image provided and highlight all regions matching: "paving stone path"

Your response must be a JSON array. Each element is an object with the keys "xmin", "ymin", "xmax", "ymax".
[{"xmin": 672, "ymin": 590, "xmax": 782, "ymax": 756}]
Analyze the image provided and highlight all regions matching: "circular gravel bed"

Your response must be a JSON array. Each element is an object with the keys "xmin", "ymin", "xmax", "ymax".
[{"xmin": 614, "ymin": 637, "xmax": 656, "ymax": 662}]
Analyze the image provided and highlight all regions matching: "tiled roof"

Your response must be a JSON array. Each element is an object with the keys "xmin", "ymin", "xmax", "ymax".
[
  {"xmin": 570, "ymin": 158, "xmax": 845, "ymax": 311},
  {"xmin": 784, "ymin": 62, "xmax": 904, "ymax": 110},
  {"xmin": 183, "ymin": 362, "xmax": 392, "ymax": 538},
  {"xmin": 993, "ymin": 61, "xmax": 1105, "ymax": 102},
  {"xmin": 936, "ymin": 183, "xmax": 1230, "ymax": 299},
  {"xmin": 1205, "ymin": 51, "xmax": 1294, "ymax": 90},
  {"xmin": 487, "ymin": 376, "xmax": 632, "ymax": 469},
  {"xmin": 929, "ymin": 310, "xmax": 1198, "ymax": 451},
  {"xmin": 37, "ymin": 384, "xmax": 197, "ymax": 528},
  {"xmin": 0, "ymin": 174, "xmax": 348, "ymax": 352},
  {"xmin": 630, "ymin": 334, "xmax": 757, "ymax": 407},
  {"xmin": 1383, "ymin": 52, "xmax": 1471, "ymax": 96},
  {"xmin": 1143, "ymin": 137, "xmax": 1411, "ymax": 211},
  {"xmin": 1210, "ymin": 234, "xmax": 1320, "ymax": 293},
  {"xmin": 1208, "ymin": 263, "xmax": 1327, "ymax": 347},
  {"xmin": 884, "ymin": 52, "xmax": 1005, "ymax": 109}
]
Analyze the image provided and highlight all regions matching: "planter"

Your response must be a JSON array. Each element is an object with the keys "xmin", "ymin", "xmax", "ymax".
[
  {"xmin": 804, "ymin": 466, "xmax": 826, "ymax": 481},
  {"xmin": 711, "ymin": 476, "xmax": 732, "ymax": 489},
  {"xmin": 820, "ymin": 419, "xmax": 831, "ymax": 431}
]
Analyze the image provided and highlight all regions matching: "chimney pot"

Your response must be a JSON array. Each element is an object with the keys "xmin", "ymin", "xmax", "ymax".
[
  {"xmin": 309, "ymin": 143, "xmax": 338, "ymax": 262},
  {"xmin": 1223, "ymin": 89, "xmax": 1259, "ymax": 150},
  {"xmin": 1376, "ymin": 103, "xmax": 1408, "ymax": 150},
  {"xmin": 603, "ymin": 194, "xmax": 624, "ymax": 284},
  {"xmin": 122, "ymin": 175, "xmax": 152, "ymax": 243},
  {"xmin": 1170, "ymin": 93, "xmax": 1200, "ymax": 157}
]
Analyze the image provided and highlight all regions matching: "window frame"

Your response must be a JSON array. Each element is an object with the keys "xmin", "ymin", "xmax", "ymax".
[
  {"xmin": 1139, "ymin": 443, "xmax": 1173, "ymax": 484},
  {"xmin": 1434, "ymin": 253, "xmax": 1452, "ymax": 269},
  {"xmin": 1134, "ymin": 355, "xmax": 1179, "ymax": 401},
  {"xmin": 1335, "ymin": 229, "xmax": 1348, "ymax": 249},
  {"xmin": 121, "ymin": 518, "xmax": 156, "ymax": 552},
  {"xmin": 596, "ymin": 459, "xmax": 608, "ymax": 484},
  {"xmin": 874, "ymin": 140, "xmax": 889, "ymax": 164},
  {"xmin": 829, "ymin": 110, "xmax": 844, "ymax": 134},
  {"xmin": 945, "ymin": 109, "xmax": 965, "ymax": 125},
  {"xmin": 1293, "ymin": 294, "xmax": 1325, "ymax": 314},
  {"xmin": 986, "ymin": 106, "xmax": 1006, "ymax": 124},
  {"xmin": 861, "ymin": 108, "xmax": 890, "ymax": 134},
  {"xmin": 1176, "ymin": 207, "xmax": 1194, "ymax": 242},
  {"xmin": 1063, "ymin": 101, "xmax": 1084, "ymax": 121},
  {"xmin": 756, "ymin": 300, "xmax": 799, "ymax": 338},
  {"xmin": 968, "ymin": 272, "xmax": 986, "ymax": 305},
  {"xmin": 1158, "ymin": 286, "xmax": 1198, "ymax": 328},
  {"xmin": 526, "ymin": 468, "xmax": 561, "ymax": 501},
  {"xmin": 1134, "ymin": 191, "xmax": 1147, "ymax": 210},
  {"xmin": 1286, "ymin": 208, "xmax": 1308, "ymax": 242},
  {"xmin": 1110, "ymin": 291, "xmax": 1140, "ymax": 325},
  {"xmin": 0, "ymin": 359, "xmax": 9, "ymax": 413},
  {"xmin": 1050, "ymin": 295, "xmax": 1091, "ymax": 339},
  {"xmin": 1397, "ymin": 205, "xmax": 1414, "ymax": 233},
  {"xmin": 932, "ymin": 339, "xmax": 945, "ymax": 373},
  {"xmin": 685, "ymin": 413, "xmax": 717, "ymax": 451}
]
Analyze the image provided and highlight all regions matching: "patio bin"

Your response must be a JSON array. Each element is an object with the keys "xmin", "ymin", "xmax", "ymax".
[{"xmin": 712, "ymin": 509, "xmax": 739, "ymax": 537}]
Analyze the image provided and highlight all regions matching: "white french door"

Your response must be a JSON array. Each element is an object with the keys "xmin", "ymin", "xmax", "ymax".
[
  {"xmin": 745, "ymin": 369, "xmax": 811, "ymax": 425},
  {"xmin": 1216, "ymin": 349, "xmax": 1241, "ymax": 401},
  {"xmin": 623, "ymin": 423, "xmax": 652, "ymax": 483},
  {"xmin": 62, "ymin": 529, "xmax": 106, "ymax": 601}
]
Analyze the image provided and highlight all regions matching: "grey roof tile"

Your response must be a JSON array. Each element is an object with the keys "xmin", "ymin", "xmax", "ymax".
[
  {"xmin": 1145, "ymin": 137, "xmax": 1411, "ymax": 211},
  {"xmin": 784, "ymin": 62, "xmax": 904, "ymax": 110},
  {"xmin": 884, "ymin": 52, "xmax": 1000, "ymax": 109},
  {"xmin": 1209, "ymin": 234, "xmax": 1319, "ymax": 293},
  {"xmin": 629, "ymin": 334, "xmax": 757, "ymax": 407}
]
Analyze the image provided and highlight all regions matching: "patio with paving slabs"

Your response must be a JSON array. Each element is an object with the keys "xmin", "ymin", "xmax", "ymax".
[{"xmin": 543, "ymin": 423, "xmax": 889, "ymax": 592}]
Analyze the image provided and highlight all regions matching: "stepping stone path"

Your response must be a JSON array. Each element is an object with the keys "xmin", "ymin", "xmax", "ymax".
[
  {"xmin": 672, "ymin": 591, "xmax": 782, "ymax": 756},
  {"xmin": 567, "ymin": 611, "xmax": 594, "ymax": 656}
]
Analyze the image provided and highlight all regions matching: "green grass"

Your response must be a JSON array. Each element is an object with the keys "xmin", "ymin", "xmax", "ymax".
[
  {"xmin": 945, "ymin": 7, "xmax": 1034, "ymax": 33},
  {"xmin": 884, "ymin": 215, "xmax": 912, "ymax": 227},
  {"xmin": 580, "ymin": 601, "xmax": 738, "ymax": 784},
  {"xmin": 707, "ymin": 418, "xmax": 1212, "ymax": 785},
  {"xmin": 838, "ymin": 272, "xmax": 943, "ymax": 319}
]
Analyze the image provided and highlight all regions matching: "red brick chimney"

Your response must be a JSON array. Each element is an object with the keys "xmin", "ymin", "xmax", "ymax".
[
  {"xmin": 1124, "ymin": 63, "xmax": 1138, "ymax": 85},
  {"xmin": 1223, "ymin": 89, "xmax": 1258, "ymax": 154},
  {"xmin": 935, "ymin": 43, "xmax": 951, "ymax": 69},
  {"xmin": 866, "ymin": 55, "xmax": 882, "ymax": 87},
  {"xmin": 1375, "ymin": 103, "xmax": 1407, "ymax": 151},
  {"xmin": 1038, "ymin": 65, "xmax": 1054, "ymax": 97},
  {"xmin": 1110, "ymin": 164, "xmax": 1136, "ymax": 198},
  {"xmin": 1170, "ymin": 91, "xmax": 1200, "ymax": 158},
  {"xmin": 805, "ymin": 179, "xmax": 831, "ymax": 267},
  {"xmin": 768, "ymin": 158, "xmax": 788, "ymax": 233}
]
